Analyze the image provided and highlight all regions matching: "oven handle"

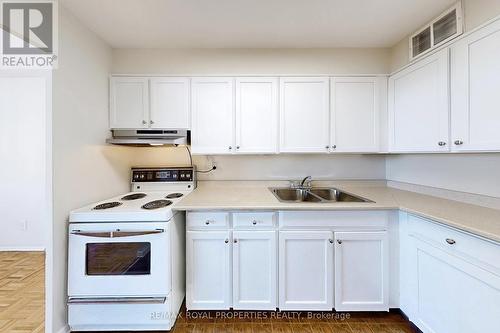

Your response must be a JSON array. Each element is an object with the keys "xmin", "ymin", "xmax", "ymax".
[
  {"xmin": 67, "ymin": 296, "xmax": 166, "ymax": 305},
  {"xmin": 70, "ymin": 229, "xmax": 165, "ymax": 238}
]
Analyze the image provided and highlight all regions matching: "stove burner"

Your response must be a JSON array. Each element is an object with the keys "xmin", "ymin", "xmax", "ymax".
[
  {"xmin": 93, "ymin": 202, "xmax": 122, "ymax": 210},
  {"xmin": 141, "ymin": 200, "xmax": 173, "ymax": 210},
  {"xmin": 166, "ymin": 193, "xmax": 184, "ymax": 199},
  {"xmin": 121, "ymin": 193, "xmax": 147, "ymax": 201}
]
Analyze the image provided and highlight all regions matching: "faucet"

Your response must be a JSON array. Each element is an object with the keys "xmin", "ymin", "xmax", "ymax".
[{"xmin": 300, "ymin": 176, "xmax": 312, "ymax": 188}]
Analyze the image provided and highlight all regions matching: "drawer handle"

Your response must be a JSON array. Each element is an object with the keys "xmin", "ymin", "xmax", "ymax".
[
  {"xmin": 205, "ymin": 220, "xmax": 214, "ymax": 225},
  {"xmin": 234, "ymin": 239, "xmax": 238, "ymax": 243},
  {"xmin": 252, "ymin": 220, "xmax": 257, "ymax": 225},
  {"xmin": 224, "ymin": 239, "xmax": 229, "ymax": 244},
  {"xmin": 445, "ymin": 238, "xmax": 456, "ymax": 245},
  {"xmin": 335, "ymin": 239, "xmax": 341, "ymax": 244}
]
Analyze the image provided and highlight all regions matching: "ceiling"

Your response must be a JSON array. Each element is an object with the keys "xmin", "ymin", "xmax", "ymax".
[{"xmin": 60, "ymin": 0, "xmax": 457, "ymax": 49}]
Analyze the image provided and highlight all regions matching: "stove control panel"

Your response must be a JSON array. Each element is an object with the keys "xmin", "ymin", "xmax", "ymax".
[{"xmin": 131, "ymin": 167, "xmax": 195, "ymax": 183}]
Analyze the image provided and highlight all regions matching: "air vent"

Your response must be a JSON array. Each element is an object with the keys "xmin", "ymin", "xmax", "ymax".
[{"xmin": 410, "ymin": 2, "xmax": 463, "ymax": 60}]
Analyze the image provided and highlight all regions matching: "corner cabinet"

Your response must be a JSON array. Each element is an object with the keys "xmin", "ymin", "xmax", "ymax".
[
  {"xmin": 110, "ymin": 76, "xmax": 190, "ymax": 130},
  {"xmin": 331, "ymin": 77, "xmax": 384, "ymax": 153},
  {"xmin": 334, "ymin": 231, "xmax": 389, "ymax": 311},
  {"xmin": 451, "ymin": 18, "xmax": 500, "ymax": 151},
  {"xmin": 388, "ymin": 48, "xmax": 450, "ymax": 152},
  {"xmin": 279, "ymin": 77, "xmax": 330, "ymax": 153},
  {"xmin": 278, "ymin": 231, "xmax": 334, "ymax": 310}
]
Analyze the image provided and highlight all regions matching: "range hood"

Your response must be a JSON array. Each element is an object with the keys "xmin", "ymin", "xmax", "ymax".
[{"xmin": 106, "ymin": 129, "xmax": 189, "ymax": 146}]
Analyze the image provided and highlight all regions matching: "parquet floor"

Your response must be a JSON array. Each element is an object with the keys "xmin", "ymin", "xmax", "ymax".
[
  {"xmin": 0, "ymin": 252, "xmax": 45, "ymax": 333},
  {"xmin": 171, "ymin": 308, "xmax": 418, "ymax": 333}
]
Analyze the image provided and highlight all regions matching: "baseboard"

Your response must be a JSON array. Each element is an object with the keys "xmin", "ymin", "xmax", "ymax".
[
  {"xmin": 56, "ymin": 324, "xmax": 70, "ymax": 333},
  {"xmin": 390, "ymin": 308, "xmax": 423, "ymax": 333},
  {"xmin": 0, "ymin": 247, "xmax": 45, "ymax": 251}
]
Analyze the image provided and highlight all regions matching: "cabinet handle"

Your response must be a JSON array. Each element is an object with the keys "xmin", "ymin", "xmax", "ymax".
[
  {"xmin": 236, "ymin": 146, "xmax": 240, "ymax": 150},
  {"xmin": 454, "ymin": 140, "xmax": 464, "ymax": 146},
  {"xmin": 325, "ymin": 145, "xmax": 330, "ymax": 149},
  {"xmin": 252, "ymin": 220, "xmax": 257, "ymax": 225},
  {"xmin": 234, "ymin": 239, "xmax": 238, "ymax": 243},
  {"xmin": 438, "ymin": 141, "xmax": 447, "ymax": 146},
  {"xmin": 336, "ymin": 239, "xmax": 342, "ymax": 244},
  {"xmin": 329, "ymin": 239, "xmax": 334, "ymax": 244},
  {"xmin": 332, "ymin": 145, "xmax": 337, "ymax": 149},
  {"xmin": 228, "ymin": 146, "xmax": 232, "ymax": 150},
  {"xmin": 150, "ymin": 120, "xmax": 154, "ymax": 125},
  {"xmin": 445, "ymin": 238, "xmax": 456, "ymax": 245},
  {"xmin": 142, "ymin": 120, "xmax": 147, "ymax": 125},
  {"xmin": 224, "ymin": 239, "xmax": 229, "ymax": 244}
]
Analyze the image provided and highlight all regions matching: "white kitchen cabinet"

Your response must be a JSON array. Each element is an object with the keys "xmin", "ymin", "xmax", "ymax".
[
  {"xmin": 235, "ymin": 77, "xmax": 279, "ymax": 154},
  {"xmin": 330, "ymin": 77, "xmax": 383, "ymax": 152},
  {"xmin": 279, "ymin": 230, "xmax": 333, "ymax": 310},
  {"xmin": 451, "ymin": 18, "xmax": 500, "ymax": 151},
  {"xmin": 109, "ymin": 77, "xmax": 149, "ymax": 129},
  {"xmin": 150, "ymin": 77, "xmax": 190, "ymax": 129},
  {"xmin": 388, "ymin": 48, "xmax": 450, "ymax": 152},
  {"xmin": 232, "ymin": 230, "xmax": 277, "ymax": 310},
  {"xmin": 411, "ymin": 238, "xmax": 500, "ymax": 333},
  {"xmin": 334, "ymin": 231, "xmax": 389, "ymax": 311},
  {"xmin": 186, "ymin": 230, "xmax": 231, "ymax": 310},
  {"xmin": 280, "ymin": 77, "xmax": 330, "ymax": 153},
  {"xmin": 190, "ymin": 78, "xmax": 234, "ymax": 154}
]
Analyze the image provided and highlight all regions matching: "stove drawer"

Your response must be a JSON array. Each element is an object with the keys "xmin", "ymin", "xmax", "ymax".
[{"xmin": 187, "ymin": 212, "xmax": 230, "ymax": 230}]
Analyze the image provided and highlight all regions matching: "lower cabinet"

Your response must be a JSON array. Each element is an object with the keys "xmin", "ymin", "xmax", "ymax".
[
  {"xmin": 334, "ymin": 231, "xmax": 389, "ymax": 311},
  {"xmin": 186, "ymin": 231, "xmax": 232, "ymax": 310},
  {"xmin": 233, "ymin": 231, "xmax": 277, "ymax": 310},
  {"xmin": 279, "ymin": 231, "xmax": 334, "ymax": 310},
  {"xmin": 412, "ymin": 238, "xmax": 500, "ymax": 333}
]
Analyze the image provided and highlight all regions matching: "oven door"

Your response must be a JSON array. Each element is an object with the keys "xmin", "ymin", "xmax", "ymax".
[{"xmin": 68, "ymin": 222, "xmax": 170, "ymax": 297}]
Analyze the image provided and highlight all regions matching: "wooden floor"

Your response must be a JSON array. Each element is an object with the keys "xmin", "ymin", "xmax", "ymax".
[
  {"xmin": 169, "ymin": 307, "xmax": 417, "ymax": 333},
  {"xmin": 0, "ymin": 252, "xmax": 45, "ymax": 333}
]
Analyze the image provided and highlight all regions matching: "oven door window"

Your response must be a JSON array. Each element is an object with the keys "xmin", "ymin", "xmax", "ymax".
[{"xmin": 86, "ymin": 242, "xmax": 151, "ymax": 275}]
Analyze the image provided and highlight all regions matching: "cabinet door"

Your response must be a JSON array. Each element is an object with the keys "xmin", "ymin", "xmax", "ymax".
[
  {"xmin": 334, "ymin": 231, "xmax": 389, "ymax": 311},
  {"xmin": 150, "ymin": 77, "xmax": 190, "ymax": 129},
  {"xmin": 388, "ymin": 49, "xmax": 450, "ymax": 152},
  {"xmin": 280, "ymin": 77, "xmax": 330, "ymax": 153},
  {"xmin": 279, "ymin": 231, "xmax": 333, "ymax": 310},
  {"xmin": 232, "ymin": 231, "xmax": 277, "ymax": 310},
  {"xmin": 235, "ymin": 77, "xmax": 278, "ymax": 154},
  {"xmin": 109, "ymin": 77, "xmax": 149, "ymax": 129},
  {"xmin": 451, "ymin": 19, "xmax": 500, "ymax": 151},
  {"xmin": 186, "ymin": 231, "xmax": 231, "ymax": 310},
  {"xmin": 411, "ymin": 238, "xmax": 500, "ymax": 333},
  {"xmin": 331, "ymin": 77, "xmax": 382, "ymax": 152},
  {"xmin": 191, "ymin": 78, "xmax": 234, "ymax": 154}
]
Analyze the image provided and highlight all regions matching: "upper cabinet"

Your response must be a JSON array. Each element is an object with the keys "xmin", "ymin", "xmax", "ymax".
[
  {"xmin": 150, "ymin": 77, "xmax": 190, "ymax": 129},
  {"xmin": 280, "ymin": 77, "xmax": 330, "ymax": 153},
  {"xmin": 110, "ymin": 77, "xmax": 149, "ymax": 129},
  {"xmin": 235, "ymin": 78, "xmax": 279, "ymax": 154},
  {"xmin": 109, "ymin": 76, "xmax": 190, "ymax": 130},
  {"xmin": 191, "ymin": 77, "xmax": 235, "ymax": 155},
  {"xmin": 388, "ymin": 48, "xmax": 450, "ymax": 152},
  {"xmin": 331, "ymin": 77, "xmax": 385, "ymax": 153},
  {"xmin": 451, "ymin": 19, "xmax": 500, "ymax": 151}
]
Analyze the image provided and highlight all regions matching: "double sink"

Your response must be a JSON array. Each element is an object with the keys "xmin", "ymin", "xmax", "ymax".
[{"xmin": 270, "ymin": 187, "xmax": 373, "ymax": 203}]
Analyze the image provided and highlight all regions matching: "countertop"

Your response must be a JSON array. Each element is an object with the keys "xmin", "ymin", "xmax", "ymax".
[{"xmin": 174, "ymin": 181, "xmax": 500, "ymax": 243}]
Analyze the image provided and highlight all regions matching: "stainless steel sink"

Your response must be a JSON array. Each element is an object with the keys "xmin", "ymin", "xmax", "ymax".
[{"xmin": 270, "ymin": 187, "xmax": 373, "ymax": 203}]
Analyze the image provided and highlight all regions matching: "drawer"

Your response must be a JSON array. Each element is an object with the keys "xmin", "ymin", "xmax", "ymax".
[
  {"xmin": 408, "ymin": 214, "xmax": 500, "ymax": 272},
  {"xmin": 187, "ymin": 212, "xmax": 229, "ymax": 230},
  {"xmin": 233, "ymin": 212, "xmax": 276, "ymax": 229}
]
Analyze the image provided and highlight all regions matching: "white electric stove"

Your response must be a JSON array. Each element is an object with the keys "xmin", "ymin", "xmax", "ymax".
[{"xmin": 67, "ymin": 167, "xmax": 195, "ymax": 332}]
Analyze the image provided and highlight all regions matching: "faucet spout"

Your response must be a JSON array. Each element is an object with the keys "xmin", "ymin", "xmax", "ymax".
[{"xmin": 300, "ymin": 176, "xmax": 312, "ymax": 188}]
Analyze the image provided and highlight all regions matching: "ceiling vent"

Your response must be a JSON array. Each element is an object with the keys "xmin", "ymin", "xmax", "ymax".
[{"xmin": 409, "ymin": 2, "xmax": 463, "ymax": 60}]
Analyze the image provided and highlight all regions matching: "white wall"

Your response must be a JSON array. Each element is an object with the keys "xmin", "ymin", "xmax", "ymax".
[
  {"xmin": 51, "ymin": 6, "xmax": 132, "ymax": 332},
  {"xmin": 0, "ymin": 71, "xmax": 51, "ymax": 250},
  {"xmin": 112, "ymin": 48, "xmax": 390, "ymax": 75}
]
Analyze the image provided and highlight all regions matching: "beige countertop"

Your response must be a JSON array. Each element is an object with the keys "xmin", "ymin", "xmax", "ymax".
[{"xmin": 174, "ymin": 181, "xmax": 500, "ymax": 243}]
